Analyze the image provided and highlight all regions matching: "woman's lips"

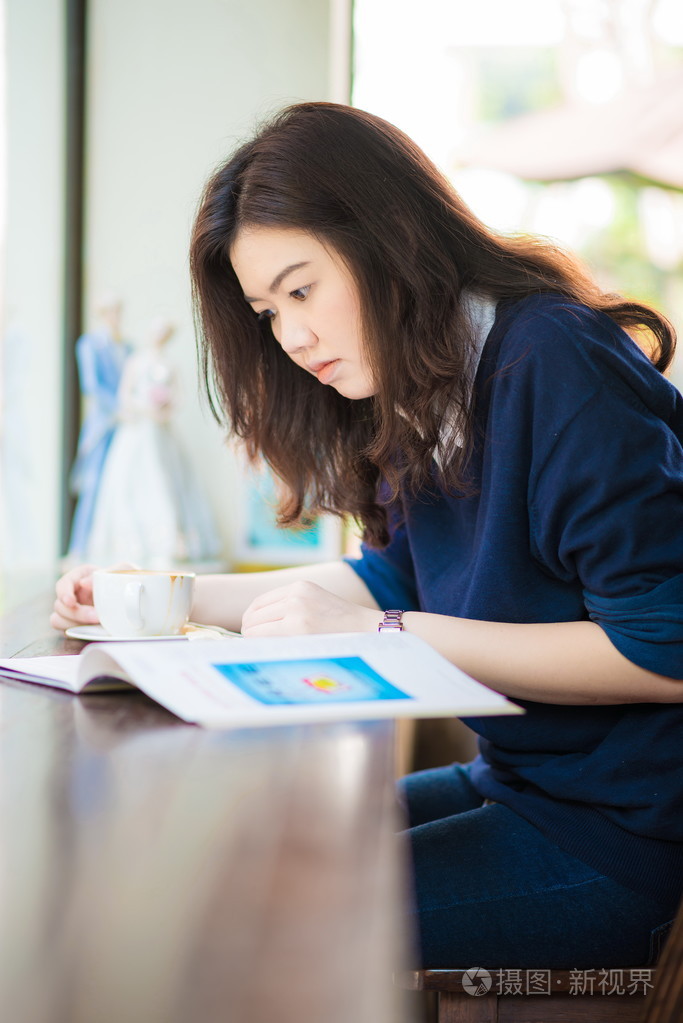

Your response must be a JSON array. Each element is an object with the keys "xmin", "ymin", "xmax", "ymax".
[{"xmin": 313, "ymin": 360, "xmax": 340, "ymax": 385}]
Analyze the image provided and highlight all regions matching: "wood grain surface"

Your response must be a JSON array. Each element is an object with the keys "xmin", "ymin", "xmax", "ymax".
[{"xmin": 0, "ymin": 595, "xmax": 414, "ymax": 1023}]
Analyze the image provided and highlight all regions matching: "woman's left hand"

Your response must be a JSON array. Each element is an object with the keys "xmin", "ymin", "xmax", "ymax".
[{"xmin": 240, "ymin": 580, "xmax": 379, "ymax": 637}]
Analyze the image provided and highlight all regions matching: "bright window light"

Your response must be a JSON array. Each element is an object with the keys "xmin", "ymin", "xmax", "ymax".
[
  {"xmin": 653, "ymin": 0, "xmax": 683, "ymax": 45},
  {"xmin": 574, "ymin": 50, "xmax": 624, "ymax": 103}
]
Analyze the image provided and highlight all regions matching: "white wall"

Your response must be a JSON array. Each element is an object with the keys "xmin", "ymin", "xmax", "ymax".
[
  {"xmin": 1, "ymin": 0, "xmax": 65, "ymax": 594},
  {"xmin": 83, "ymin": 0, "xmax": 335, "ymax": 565}
]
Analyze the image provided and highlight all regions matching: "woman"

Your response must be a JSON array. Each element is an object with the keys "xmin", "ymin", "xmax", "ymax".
[{"xmin": 53, "ymin": 102, "xmax": 683, "ymax": 968}]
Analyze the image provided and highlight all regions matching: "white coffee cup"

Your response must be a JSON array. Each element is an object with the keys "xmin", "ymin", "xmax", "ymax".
[{"xmin": 92, "ymin": 569, "xmax": 196, "ymax": 638}]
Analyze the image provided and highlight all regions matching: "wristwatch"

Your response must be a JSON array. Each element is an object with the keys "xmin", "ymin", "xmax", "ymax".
[{"xmin": 378, "ymin": 609, "xmax": 404, "ymax": 632}]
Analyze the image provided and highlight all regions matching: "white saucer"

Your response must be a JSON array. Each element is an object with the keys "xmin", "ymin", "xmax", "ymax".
[{"xmin": 65, "ymin": 625, "xmax": 188, "ymax": 643}]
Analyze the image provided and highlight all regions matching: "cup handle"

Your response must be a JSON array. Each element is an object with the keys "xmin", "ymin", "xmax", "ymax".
[{"xmin": 124, "ymin": 581, "xmax": 144, "ymax": 629}]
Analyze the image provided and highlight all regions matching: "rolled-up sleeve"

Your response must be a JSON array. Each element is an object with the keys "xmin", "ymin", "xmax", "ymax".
[{"xmin": 583, "ymin": 574, "xmax": 683, "ymax": 679}]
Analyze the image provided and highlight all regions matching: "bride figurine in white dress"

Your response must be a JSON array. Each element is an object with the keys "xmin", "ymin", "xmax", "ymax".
[{"xmin": 86, "ymin": 317, "xmax": 221, "ymax": 568}]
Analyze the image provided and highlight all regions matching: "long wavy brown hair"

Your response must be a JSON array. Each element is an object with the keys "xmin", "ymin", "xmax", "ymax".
[{"xmin": 190, "ymin": 101, "xmax": 676, "ymax": 547}]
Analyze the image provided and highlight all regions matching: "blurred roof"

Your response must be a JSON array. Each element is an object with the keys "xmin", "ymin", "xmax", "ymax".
[{"xmin": 457, "ymin": 68, "xmax": 683, "ymax": 190}]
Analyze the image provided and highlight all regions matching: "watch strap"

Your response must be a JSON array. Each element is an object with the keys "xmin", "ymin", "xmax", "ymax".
[{"xmin": 377, "ymin": 609, "xmax": 404, "ymax": 632}]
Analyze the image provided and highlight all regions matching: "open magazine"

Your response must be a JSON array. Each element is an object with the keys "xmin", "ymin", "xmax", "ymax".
[{"xmin": 0, "ymin": 632, "xmax": 522, "ymax": 729}]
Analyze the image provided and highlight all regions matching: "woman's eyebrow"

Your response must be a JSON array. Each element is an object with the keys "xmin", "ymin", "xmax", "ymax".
[{"xmin": 243, "ymin": 261, "xmax": 311, "ymax": 303}]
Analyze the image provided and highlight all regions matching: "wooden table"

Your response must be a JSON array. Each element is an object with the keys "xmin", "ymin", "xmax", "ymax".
[{"xmin": 0, "ymin": 594, "xmax": 414, "ymax": 1023}]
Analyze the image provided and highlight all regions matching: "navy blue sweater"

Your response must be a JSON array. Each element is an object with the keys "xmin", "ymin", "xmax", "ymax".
[{"xmin": 348, "ymin": 294, "xmax": 683, "ymax": 907}]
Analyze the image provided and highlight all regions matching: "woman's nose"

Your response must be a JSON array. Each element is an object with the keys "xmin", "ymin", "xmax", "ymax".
[{"xmin": 277, "ymin": 317, "xmax": 317, "ymax": 355}]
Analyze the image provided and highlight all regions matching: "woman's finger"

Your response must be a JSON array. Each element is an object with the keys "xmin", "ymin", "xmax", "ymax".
[
  {"xmin": 241, "ymin": 618, "xmax": 294, "ymax": 638},
  {"xmin": 55, "ymin": 563, "xmax": 98, "ymax": 606},
  {"xmin": 51, "ymin": 596, "xmax": 99, "ymax": 627},
  {"xmin": 50, "ymin": 610, "xmax": 79, "ymax": 632},
  {"xmin": 241, "ymin": 595, "xmax": 288, "ymax": 631}
]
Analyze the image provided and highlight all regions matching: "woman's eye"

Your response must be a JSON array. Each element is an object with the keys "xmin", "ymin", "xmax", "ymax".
[
  {"xmin": 257, "ymin": 308, "xmax": 276, "ymax": 321},
  {"xmin": 290, "ymin": 285, "xmax": 311, "ymax": 301}
]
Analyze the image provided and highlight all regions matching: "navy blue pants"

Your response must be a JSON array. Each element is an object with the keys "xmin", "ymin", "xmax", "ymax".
[{"xmin": 398, "ymin": 763, "xmax": 676, "ymax": 969}]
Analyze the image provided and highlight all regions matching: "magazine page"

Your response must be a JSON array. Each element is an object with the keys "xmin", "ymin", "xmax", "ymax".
[
  {"xmin": 0, "ymin": 656, "xmax": 82, "ymax": 692},
  {"xmin": 79, "ymin": 632, "xmax": 522, "ymax": 729}
]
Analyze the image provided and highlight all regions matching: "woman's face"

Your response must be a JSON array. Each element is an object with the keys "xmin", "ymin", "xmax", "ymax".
[{"xmin": 230, "ymin": 226, "xmax": 377, "ymax": 400}]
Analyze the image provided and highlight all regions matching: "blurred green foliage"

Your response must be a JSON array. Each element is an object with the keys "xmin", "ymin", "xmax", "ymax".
[
  {"xmin": 582, "ymin": 176, "xmax": 675, "ymax": 307},
  {"xmin": 477, "ymin": 48, "xmax": 562, "ymax": 122},
  {"xmin": 471, "ymin": 48, "xmax": 683, "ymax": 360}
]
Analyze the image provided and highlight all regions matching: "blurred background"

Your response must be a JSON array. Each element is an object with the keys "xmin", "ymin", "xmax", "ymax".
[{"xmin": 1, "ymin": 0, "xmax": 682, "ymax": 612}]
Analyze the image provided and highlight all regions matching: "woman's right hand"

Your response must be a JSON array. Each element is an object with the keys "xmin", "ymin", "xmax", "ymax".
[{"xmin": 50, "ymin": 561, "xmax": 138, "ymax": 632}]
